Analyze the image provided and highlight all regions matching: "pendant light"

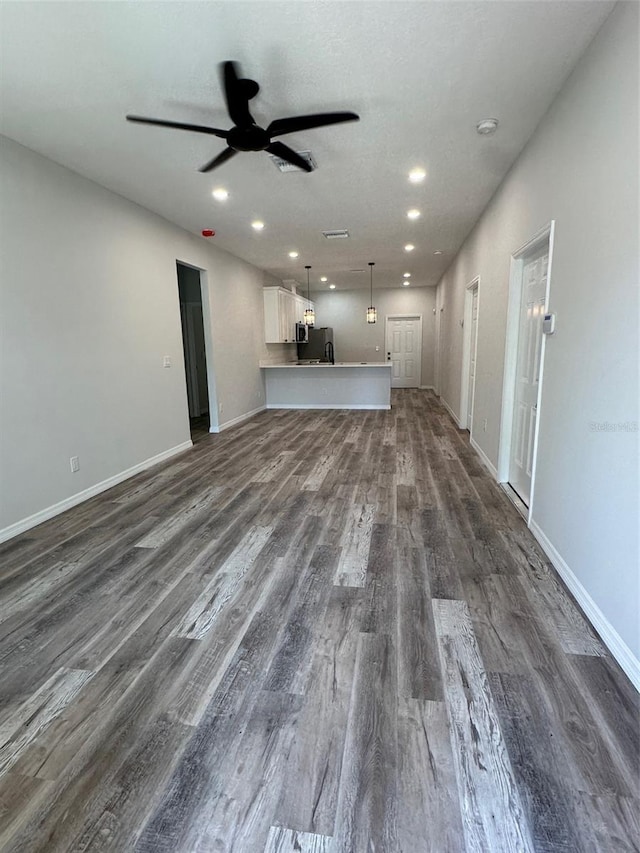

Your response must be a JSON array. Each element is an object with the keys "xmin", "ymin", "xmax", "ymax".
[
  {"xmin": 304, "ymin": 265, "xmax": 315, "ymax": 326},
  {"xmin": 367, "ymin": 261, "xmax": 377, "ymax": 324}
]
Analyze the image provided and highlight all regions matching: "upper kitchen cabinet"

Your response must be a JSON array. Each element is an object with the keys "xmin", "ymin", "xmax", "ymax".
[
  {"xmin": 294, "ymin": 293, "xmax": 314, "ymax": 325},
  {"xmin": 263, "ymin": 287, "xmax": 314, "ymax": 344}
]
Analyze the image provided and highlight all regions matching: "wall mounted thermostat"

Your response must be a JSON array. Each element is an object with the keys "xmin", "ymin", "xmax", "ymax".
[{"xmin": 543, "ymin": 313, "xmax": 556, "ymax": 335}]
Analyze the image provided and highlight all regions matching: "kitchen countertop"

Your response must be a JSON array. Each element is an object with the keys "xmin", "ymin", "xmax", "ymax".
[{"xmin": 260, "ymin": 362, "xmax": 392, "ymax": 369}]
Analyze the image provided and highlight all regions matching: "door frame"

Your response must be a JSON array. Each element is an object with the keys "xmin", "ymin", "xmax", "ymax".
[
  {"xmin": 384, "ymin": 314, "xmax": 423, "ymax": 388},
  {"xmin": 460, "ymin": 276, "xmax": 480, "ymax": 437},
  {"xmin": 497, "ymin": 221, "xmax": 555, "ymax": 524}
]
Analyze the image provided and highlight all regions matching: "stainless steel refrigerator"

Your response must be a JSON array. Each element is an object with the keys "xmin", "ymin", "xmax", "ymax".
[{"xmin": 297, "ymin": 327, "xmax": 334, "ymax": 361}]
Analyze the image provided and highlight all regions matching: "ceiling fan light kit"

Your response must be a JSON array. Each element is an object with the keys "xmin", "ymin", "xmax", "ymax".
[{"xmin": 127, "ymin": 61, "xmax": 359, "ymax": 173}]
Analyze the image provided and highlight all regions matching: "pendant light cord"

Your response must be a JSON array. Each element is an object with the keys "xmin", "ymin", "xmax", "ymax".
[
  {"xmin": 305, "ymin": 265, "xmax": 311, "ymax": 306},
  {"xmin": 369, "ymin": 262, "xmax": 374, "ymax": 305}
]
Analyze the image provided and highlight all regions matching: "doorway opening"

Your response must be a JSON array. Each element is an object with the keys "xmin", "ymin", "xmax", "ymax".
[
  {"xmin": 385, "ymin": 314, "xmax": 422, "ymax": 388},
  {"xmin": 434, "ymin": 286, "xmax": 443, "ymax": 396},
  {"xmin": 460, "ymin": 277, "xmax": 480, "ymax": 435},
  {"xmin": 177, "ymin": 262, "xmax": 210, "ymax": 438},
  {"xmin": 498, "ymin": 223, "xmax": 555, "ymax": 519}
]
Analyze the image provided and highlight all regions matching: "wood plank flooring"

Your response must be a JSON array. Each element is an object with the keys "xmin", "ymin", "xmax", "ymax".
[{"xmin": 0, "ymin": 390, "xmax": 637, "ymax": 852}]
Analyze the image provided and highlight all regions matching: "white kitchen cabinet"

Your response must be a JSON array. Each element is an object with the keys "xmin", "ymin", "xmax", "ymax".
[
  {"xmin": 263, "ymin": 287, "xmax": 314, "ymax": 343},
  {"xmin": 279, "ymin": 290, "xmax": 296, "ymax": 342}
]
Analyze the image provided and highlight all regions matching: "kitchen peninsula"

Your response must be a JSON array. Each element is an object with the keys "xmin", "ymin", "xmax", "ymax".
[{"xmin": 261, "ymin": 362, "xmax": 392, "ymax": 410}]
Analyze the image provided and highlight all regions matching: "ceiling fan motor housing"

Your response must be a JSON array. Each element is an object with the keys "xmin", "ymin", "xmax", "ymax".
[{"xmin": 227, "ymin": 125, "xmax": 271, "ymax": 152}]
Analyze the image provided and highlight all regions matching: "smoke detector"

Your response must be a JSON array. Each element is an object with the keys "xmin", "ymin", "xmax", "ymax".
[
  {"xmin": 476, "ymin": 118, "xmax": 499, "ymax": 135},
  {"xmin": 322, "ymin": 229, "xmax": 350, "ymax": 239},
  {"xmin": 269, "ymin": 150, "xmax": 317, "ymax": 172}
]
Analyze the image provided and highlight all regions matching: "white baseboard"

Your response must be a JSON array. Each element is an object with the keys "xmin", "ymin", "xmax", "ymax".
[
  {"xmin": 265, "ymin": 403, "xmax": 391, "ymax": 410},
  {"xmin": 440, "ymin": 395, "xmax": 464, "ymax": 428},
  {"xmin": 470, "ymin": 436, "xmax": 499, "ymax": 479},
  {"xmin": 529, "ymin": 520, "xmax": 640, "ymax": 692},
  {"xmin": 419, "ymin": 385, "xmax": 435, "ymax": 391},
  {"xmin": 0, "ymin": 440, "xmax": 193, "ymax": 544},
  {"xmin": 210, "ymin": 404, "xmax": 266, "ymax": 433}
]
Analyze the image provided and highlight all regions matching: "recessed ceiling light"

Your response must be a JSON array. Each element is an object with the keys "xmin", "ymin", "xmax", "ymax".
[
  {"xmin": 403, "ymin": 272, "xmax": 411, "ymax": 278},
  {"xmin": 329, "ymin": 284, "xmax": 336, "ymax": 290},
  {"xmin": 476, "ymin": 118, "xmax": 499, "ymax": 135},
  {"xmin": 404, "ymin": 244, "xmax": 415, "ymax": 252},
  {"xmin": 288, "ymin": 251, "xmax": 299, "ymax": 259},
  {"xmin": 403, "ymin": 281, "xmax": 411, "ymax": 287},
  {"xmin": 212, "ymin": 188, "xmax": 228, "ymax": 201},
  {"xmin": 434, "ymin": 250, "xmax": 443, "ymax": 255},
  {"xmin": 251, "ymin": 220, "xmax": 265, "ymax": 231},
  {"xmin": 407, "ymin": 209, "xmax": 421, "ymax": 220},
  {"xmin": 320, "ymin": 276, "xmax": 328, "ymax": 282},
  {"xmin": 408, "ymin": 168, "xmax": 426, "ymax": 184}
]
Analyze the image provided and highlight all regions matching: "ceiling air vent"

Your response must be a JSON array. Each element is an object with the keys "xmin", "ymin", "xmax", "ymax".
[
  {"xmin": 269, "ymin": 150, "xmax": 317, "ymax": 172},
  {"xmin": 322, "ymin": 229, "xmax": 350, "ymax": 239}
]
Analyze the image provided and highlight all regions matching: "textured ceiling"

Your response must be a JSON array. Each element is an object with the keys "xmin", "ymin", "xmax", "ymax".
[{"xmin": 0, "ymin": 1, "xmax": 614, "ymax": 291}]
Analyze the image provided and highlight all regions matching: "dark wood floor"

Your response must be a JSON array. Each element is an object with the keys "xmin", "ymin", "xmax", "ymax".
[{"xmin": 0, "ymin": 390, "xmax": 638, "ymax": 852}]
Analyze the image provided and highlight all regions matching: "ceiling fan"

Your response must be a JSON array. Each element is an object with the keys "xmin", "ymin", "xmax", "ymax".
[{"xmin": 126, "ymin": 61, "xmax": 360, "ymax": 173}]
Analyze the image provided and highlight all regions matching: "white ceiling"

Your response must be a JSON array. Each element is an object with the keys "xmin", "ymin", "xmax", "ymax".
[{"xmin": 0, "ymin": 1, "xmax": 614, "ymax": 292}]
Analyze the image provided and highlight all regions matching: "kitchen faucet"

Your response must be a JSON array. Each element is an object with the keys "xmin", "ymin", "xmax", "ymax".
[{"xmin": 324, "ymin": 341, "xmax": 335, "ymax": 364}]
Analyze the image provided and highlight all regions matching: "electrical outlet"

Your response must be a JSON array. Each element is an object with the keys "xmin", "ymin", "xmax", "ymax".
[
  {"xmin": 375, "ymin": 345, "xmax": 380, "ymax": 352},
  {"xmin": 70, "ymin": 456, "xmax": 80, "ymax": 473},
  {"xmin": 219, "ymin": 403, "xmax": 224, "ymax": 413},
  {"xmin": 163, "ymin": 356, "xmax": 171, "ymax": 368},
  {"xmin": 483, "ymin": 418, "xmax": 488, "ymax": 432}
]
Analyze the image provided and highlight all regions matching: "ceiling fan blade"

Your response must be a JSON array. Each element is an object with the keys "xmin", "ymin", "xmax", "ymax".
[
  {"xmin": 221, "ymin": 61, "xmax": 255, "ymax": 128},
  {"xmin": 126, "ymin": 116, "xmax": 228, "ymax": 139},
  {"xmin": 266, "ymin": 142, "xmax": 313, "ymax": 173},
  {"xmin": 198, "ymin": 147, "xmax": 238, "ymax": 173},
  {"xmin": 267, "ymin": 112, "xmax": 360, "ymax": 138}
]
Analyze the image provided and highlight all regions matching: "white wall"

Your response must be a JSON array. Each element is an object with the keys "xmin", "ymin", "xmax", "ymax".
[
  {"xmin": 0, "ymin": 136, "xmax": 269, "ymax": 535},
  {"xmin": 312, "ymin": 287, "xmax": 436, "ymax": 387},
  {"xmin": 436, "ymin": 3, "xmax": 639, "ymax": 668}
]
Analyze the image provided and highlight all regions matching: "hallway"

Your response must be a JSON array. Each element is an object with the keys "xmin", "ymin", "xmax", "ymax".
[{"xmin": 0, "ymin": 391, "xmax": 637, "ymax": 851}]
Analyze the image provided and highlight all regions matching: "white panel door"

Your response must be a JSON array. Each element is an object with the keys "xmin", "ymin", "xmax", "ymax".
[
  {"xmin": 385, "ymin": 317, "xmax": 421, "ymax": 388},
  {"xmin": 509, "ymin": 250, "xmax": 548, "ymax": 505},
  {"xmin": 467, "ymin": 287, "xmax": 478, "ymax": 429}
]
